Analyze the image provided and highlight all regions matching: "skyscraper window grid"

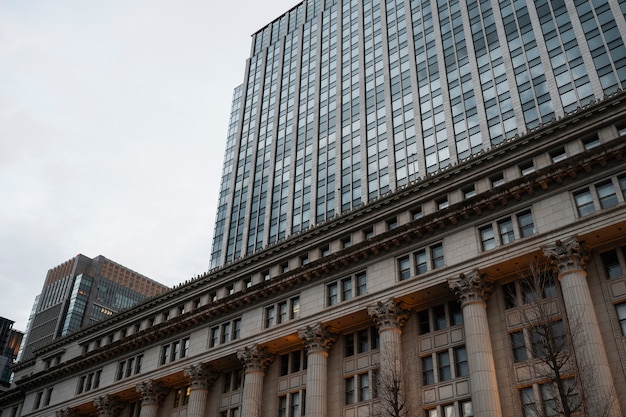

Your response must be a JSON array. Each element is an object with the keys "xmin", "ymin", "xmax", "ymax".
[{"xmin": 209, "ymin": 0, "xmax": 626, "ymax": 269}]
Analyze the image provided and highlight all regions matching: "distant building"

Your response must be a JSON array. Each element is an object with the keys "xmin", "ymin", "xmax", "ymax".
[
  {"xmin": 20, "ymin": 254, "xmax": 169, "ymax": 360},
  {"xmin": 0, "ymin": 318, "xmax": 23, "ymax": 391}
]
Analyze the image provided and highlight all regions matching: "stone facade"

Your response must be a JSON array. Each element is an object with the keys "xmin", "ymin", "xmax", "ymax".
[{"xmin": 3, "ymin": 93, "xmax": 626, "ymax": 417}]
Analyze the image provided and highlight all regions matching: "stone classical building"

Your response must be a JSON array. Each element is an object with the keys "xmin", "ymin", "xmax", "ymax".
[
  {"xmin": 20, "ymin": 254, "xmax": 169, "ymax": 361},
  {"xmin": 3, "ymin": 0, "xmax": 626, "ymax": 416},
  {"xmin": 1, "ymin": 97, "xmax": 625, "ymax": 416}
]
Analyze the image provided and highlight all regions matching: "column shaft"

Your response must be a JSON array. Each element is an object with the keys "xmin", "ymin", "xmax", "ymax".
[
  {"xmin": 449, "ymin": 272, "xmax": 502, "ymax": 417},
  {"xmin": 560, "ymin": 269, "xmax": 621, "ymax": 417},
  {"xmin": 306, "ymin": 351, "xmax": 328, "ymax": 417},
  {"xmin": 462, "ymin": 301, "xmax": 501, "ymax": 417},
  {"xmin": 186, "ymin": 388, "xmax": 208, "ymax": 417},
  {"xmin": 241, "ymin": 370, "xmax": 265, "ymax": 417}
]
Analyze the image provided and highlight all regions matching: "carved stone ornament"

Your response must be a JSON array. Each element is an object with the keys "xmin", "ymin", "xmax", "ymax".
[
  {"xmin": 368, "ymin": 299, "xmax": 409, "ymax": 331},
  {"xmin": 184, "ymin": 362, "xmax": 219, "ymax": 389},
  {"xmin": 237, "ymin": 344, "xmax": 275, "ymax": 373},
  {"xmin": 448, "ymin": 270, "xmax": 493, "ymax": 306},
  {"xmin": 93, "ymin": 394, "xmax": 124, "ymax": 417},
  {"xmin": 136, "ymin": 380, "xmax": 169, "ymax": 406},
  {"xmin": 297, "ymin": 323, "xmax": 338, "ymax": 353},
  {"xmin": 56, "ymin": 409, "xmax": 80, "ymax": 417},
  {"xmin": 542, "ymin": 236, "xmax": 588, "ymax": 275}
]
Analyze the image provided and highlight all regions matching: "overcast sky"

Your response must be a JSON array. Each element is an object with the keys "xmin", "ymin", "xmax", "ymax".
[{"xmin": 0, "ymin": 0, "xmax": 297, "ymax": 331}]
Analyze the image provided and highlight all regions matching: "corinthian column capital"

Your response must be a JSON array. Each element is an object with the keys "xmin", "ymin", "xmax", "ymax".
[
  {"xmin": 184, "ymin": 363, "xmax": 219, "ymax": 389},
  {"xmin": 56, "ymin": 409, "xmax": 80, "ymax": 417},
  {"xmin": 542, "ymin": 236, "xmax": 588, "ymax": 275},
  {"xmin": 368, "ymin": 299, "xmax": 409, "ymax": 331},
  {"xmin": 298, "ymin": 323, "xmax": 337, "ymax": 354},
  {"xmin": 94, "ymin": 394, "xmax": 124, "ymax": 417},
  {"xmin": 237, "ymin": 344, "xmax": 275, "ymax": 373},
  {"xmin": 136, "ymin": 380, "xmax": 169, "ymax": 406},
  {"xmin": 448, "ymin": 270, "xmax": 493, "ymax": 306}
]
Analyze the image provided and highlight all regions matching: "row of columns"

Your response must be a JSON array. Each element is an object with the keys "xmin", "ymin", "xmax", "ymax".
[{"xmin": 59, "ymin": 236, "xmax": 621, "ymax": 417}]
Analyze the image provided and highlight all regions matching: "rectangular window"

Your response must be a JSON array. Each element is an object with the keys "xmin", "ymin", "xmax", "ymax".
[
  {"xmin": 278, "ymin": 302, "xmax": 288, "ymax": 323},
  {"xmin": 517, "ymin": 210, "xmax": 535, "ymax": 238},
  {"xmin": 233, "ymin": 318, "xmax": 241, "ymax": 340},
  {"xmin": 498, "ymin": 218, "xmax": 515, "ymax": 244},
  {"xmin": 463, "ymin": 185, "xmax": 477, "ymax": 199},
  {"xmin": 356, "ymin": 272, "xmax": 367, "ymax": 296},
  {"xmin": 327, "ymin": 282, "xmax": 338, "ymax": 305},
  {"xmin": 619, "ymin": 175, "xmax": 626, "ymax": 199},
  {"xmin": 431, "ymin": 243, "xmax": 444, "ymax": 269},
  {"xmin": 433, "ymin": 305, "xmax": 446, "ymax": 330},
  {"xmin": 265, "ymin": 306, "xmax": 276, "ymax": 328},
  {"xmin": 418, "ymin": 310, "xmax": 430, "ymax": 334},
  {"xmin": 480, "ymin": 225, "xmax": 496, "ymax": 251},
  {"xmin": 345, "ymin": 377, "xmax": 355, "ymax": 404},
  {"xmin": 520, "ymin": 387, "xmax": 537, "ymax": 417},
  {"xmin": 438, "ymin": 351, "xmax": 451, "ymax": 381},
  {"xmin": 616, "ymin": 302, "xmax": 626, "ymax": 336},
  {"xmin": 601, "ymin": 250, "xmax": 623, "ymax": 279},
  {"xmin": 511, "ymin": 331, "xmax": 527, "ymax": 362},
  {"xmin": 454, "ymin": 347, "xmax": 468, "ymax": 377},
  {"xmin": 596, "ymin": 180, "xmax": 618, "ymax": 209},
  {"xmin": 399, "ymin": 256, "xmax": 411, "ymax": 280},
  {"xmin": 345, "ymin": 333, "xmax": 355, "ymax": 357},
  {"xmin": 415, "ymin": 249, "xmax": 428, "ymax": 274},
  {"xmin": 519, "ymin": 161, "xmax": 535, "ymax": 175},
  {"xmin": 449, "ymin": 301, "xmax": 462, "ymax": 326},
  {"xmin": 358, "ymin": 373, "xmax": 370, "ymax": 401},
  {"xmin": 342, "ymin": 277, "xmax": 353, "ymax": 301},
  {"xmin": 221, "ymin": 323, "xmax": 231, "ymax": 343},
  {"xmin": 574, "ymin": 189, "xmax": 595, "ymax": 216},
  {"xmin": 422, "ymin": 356, "xmax": 434, "ymax": 385},
  {"xmin": 550, "ymin": 147, "xmax": 567, "ymax": 163},
  {"xmin": 491, "ymin": 172, "xmax": 505, "ymax": 187}
]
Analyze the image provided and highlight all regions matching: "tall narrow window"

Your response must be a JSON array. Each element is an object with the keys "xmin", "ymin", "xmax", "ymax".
[
  {"xmin": 422, "ymin": 356, "xmax": 434, "ymax": 385},
  {"xmin": 574, "ymin": 189, "xmax": 595, "ymax": 217},
  {"xmin": 480, "ymin": 225, "xmax": 496, "ymax": 250},
  {"xmin": 517, "ymin": 210, "xmax": 535, "ymax": 238},
  {"xmin": 438, "ymin": 351, "xmax": 451, "ymax": 381},
  {"xmin": 596, "ymin": 180, "xmax": 618, "ymax": 209},
  {"xmin": 498, "ymin": 218, "xmax": 515, "ymax": 244}
]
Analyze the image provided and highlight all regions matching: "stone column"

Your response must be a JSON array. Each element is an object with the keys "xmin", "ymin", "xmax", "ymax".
[
  {"xmin": 543, "ymin": 237, "xmax": 622, "ymax": 417},
  {"xmin": 184, "ymin": 363, "xmax": 218, "ymax": 417},
  {"xmin": 449, "ymin": 271, "xmax": 502, "ymax": 417},
  {"xmin": 298, "ymin": 323, "xmax": 337, "ymax": 417},
  {"xmin": 136, "ymin": 380, "xmax": 169, "ymax": 417},
  {"xmin": 368, "ymin": 299, "xmax": 409, "ymax": 414},
  {"xmin": 237, "ymin": 344, "xmax": 274, "ymax": 417},
  {"xmin": 94, "ymin": 395, "xmax": 124, "ymax": 417}
]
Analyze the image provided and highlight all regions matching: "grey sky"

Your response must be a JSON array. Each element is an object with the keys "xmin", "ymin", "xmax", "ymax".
[{"xmin": 0, "ymin": 0, "xmax": 297, "ymax": 331}]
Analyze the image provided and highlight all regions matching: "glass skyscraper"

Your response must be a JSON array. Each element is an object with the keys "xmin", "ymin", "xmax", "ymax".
[{"xmin": 210, "ymin": 0, "xmax": 626, "ymax": 268}]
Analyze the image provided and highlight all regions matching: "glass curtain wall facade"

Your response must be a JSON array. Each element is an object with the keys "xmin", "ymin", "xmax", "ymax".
[{"xmin": 210, "ymin": 0, "xmax": 626, "ymax": 268}]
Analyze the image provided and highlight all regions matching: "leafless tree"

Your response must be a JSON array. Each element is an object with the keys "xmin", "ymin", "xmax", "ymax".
[
  {"xmin": 511, "ymin": 261, "xmax": 617, "ymax": 417},
  {"xmin": 374, "ymin": 338, "xmax": 412, "ymax": 417}
]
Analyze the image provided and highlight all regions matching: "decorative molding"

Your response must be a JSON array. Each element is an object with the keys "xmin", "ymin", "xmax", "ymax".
[
  {"xmin": 448, "ymin": 270, "xmax": 493, "ymax": 306},
  {"xmin": 542, "ymin": 236, "xmax": 588, "ymax": 275},
  {"xmin": 237, "ymin": 345, "xmax": 275, "ymax": 373},
  {"xmin": 184, "ymin": 363, "xmax": 219, "ymax": 390},
  {"xmin": 93, "ymin": 394, "xmax": 124, "ymax": 417},
  {"xmin": 298, "ymin": 323, "xmax": 338, "ymax": 353},
  {"xmin": 368, "ymin": 299, "xmax": 409, "ymax": 331},
  {"xmin": 136, "ymin": 380, "xmax": 169, "ymax": 406}
]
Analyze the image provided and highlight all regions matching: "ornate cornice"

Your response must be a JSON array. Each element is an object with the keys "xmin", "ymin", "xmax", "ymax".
[
  {"xmin": 237, "ymin": 345, "xmax": 275, "ymax": 373},
  {"xmin": 542, "ymin": 236, "xmax": 588, "ymax": 276},
  {"xmin": 448, "ymin": 270, "xmax": 493, "ymax": 306},
  {"xmin": 136, "ymin": 380, "xmax": 169, "ymax": 406},
  {"xmin": 298, "ymin": 323, "xmax": 338, "ymax": 354},
  {"xmin": 184, "ymin": 363, "xmax": 218, "ymax": 389},
  {"xmin": 368, "ymin": 299, "xmax": 409, "ymax": 331}
]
